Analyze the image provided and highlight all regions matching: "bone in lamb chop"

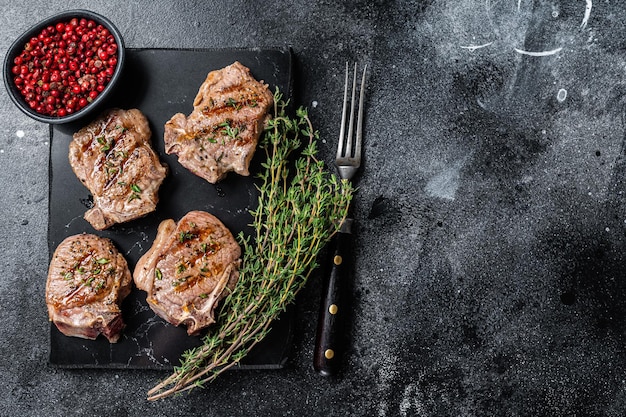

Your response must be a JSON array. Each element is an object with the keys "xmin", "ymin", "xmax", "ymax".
[
  {"xmin": 164, "ymin": 61, "xmax": 273, "ymax": 183},
  {"xmin": 133, "ymin": 210, "xmax": 241, "ymax": 335},
  {"xmin": 69, "ymin": 108, "xmax": 168, "ymax": 230},
  {"xmin": 46, "ymin": 234, "xmax": 132, "ymax": 343}
]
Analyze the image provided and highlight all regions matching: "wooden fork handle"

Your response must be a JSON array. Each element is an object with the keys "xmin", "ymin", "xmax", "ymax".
[{"xmin": 314, "ymin": 219, "xmax": 353, "ymax": 376}]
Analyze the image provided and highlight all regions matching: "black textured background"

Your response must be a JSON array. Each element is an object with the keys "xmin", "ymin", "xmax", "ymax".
[{"xmin": 1, "ymin": 1, "xmax": 625, "ymax": 416}]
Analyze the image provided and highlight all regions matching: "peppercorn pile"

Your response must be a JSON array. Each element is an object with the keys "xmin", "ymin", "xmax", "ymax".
[{"xmin": 10, "ymin": 17, "xmax": 119, "ymax": 117}]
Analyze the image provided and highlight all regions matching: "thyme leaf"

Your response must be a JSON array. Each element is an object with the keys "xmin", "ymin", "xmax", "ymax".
[
  {"xmin": 179, "ymin": 231, "xmax": 196, "ymax": 243},
  {"xmin": 128, "ymin": 184, "xmax": 142, "ymax": 202}
]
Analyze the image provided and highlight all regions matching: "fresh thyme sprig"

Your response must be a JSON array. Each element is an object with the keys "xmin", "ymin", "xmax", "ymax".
[{"xmin": 147, "ymin": 89, "xmax": 353, "ymax": 401}]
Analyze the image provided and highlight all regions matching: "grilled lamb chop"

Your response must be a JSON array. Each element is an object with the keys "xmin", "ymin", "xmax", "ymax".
[
  {"xmin": 46, "ymin": 234, "xmax": 132, "ymax": 343},
  {"xmin": 133, "ymin": 210, "xmax": 241, "ymax": 335},
  {"xmin": 69, "ymin": 108, "xmax": 168, "ymax": 230},
  {"xmin": 164, "ymin": 61, "xmax": 273, "ymax": 183}
]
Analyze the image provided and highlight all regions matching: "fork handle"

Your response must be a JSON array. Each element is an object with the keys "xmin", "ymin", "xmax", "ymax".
[{"xmin": 314, "ymin": 219, "xmax": 353, "ymax": 376}]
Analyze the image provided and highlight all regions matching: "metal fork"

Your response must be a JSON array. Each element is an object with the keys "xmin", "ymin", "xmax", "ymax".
[
  {"xmin": 314, "ymin": 62, "xmax": 366, "ymax": 377},
  {"xmin": 336, "ymin": 62, "xmax": 366, "ymax": 181}
]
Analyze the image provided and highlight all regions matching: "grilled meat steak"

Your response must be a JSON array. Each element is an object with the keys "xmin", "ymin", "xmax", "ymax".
[
  {"xmin": 69, "ymin": 108, "xmax": 168, "ymax": 230},
  {"xmin": 164, "ymin": 61, "xmax": 273, "ymax": 183},
  {"xmin": 46, "ymin": 234, "xmax": 132, "ymax": 343},
  {"xmin": 133, "ymin": 210, "xmax": 241, "ymax": 335}
]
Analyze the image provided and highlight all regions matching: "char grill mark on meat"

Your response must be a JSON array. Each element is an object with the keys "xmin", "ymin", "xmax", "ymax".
[
  {"xmin": 69, "ymin": 108, "xmax": 168, "ymax": 230},
  {"xmin": 164, "ymin": 61, "xmax": 273, "ymax": 183},
  {"xmin": 133, "ymin": 210, "xmax": 241, "ymax": 335},
  {"xmin": 46, "ymin": 234, "xmax": 132, "ymax": 343}
]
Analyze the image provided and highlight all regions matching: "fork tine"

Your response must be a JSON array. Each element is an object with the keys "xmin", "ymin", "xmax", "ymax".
[
  {"xmin": 337, "ymin": 62, "xmax": 350, "ymax": 159},
  {"xmin": 354, "ymin": 64, "xmax": 366, "ymax": 162},
  {"xmin": 345, "ymin": 62, "xmax": 358, "ymax": 158}
]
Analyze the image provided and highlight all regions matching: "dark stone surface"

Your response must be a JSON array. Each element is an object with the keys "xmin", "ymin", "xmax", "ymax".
[{"xmin": 1, "ymin": 1, "xmax": 625, "ymax": 416}]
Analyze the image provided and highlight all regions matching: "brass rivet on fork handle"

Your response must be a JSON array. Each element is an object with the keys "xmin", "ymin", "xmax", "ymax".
[{"xmin": 313, "ymin": 62, "xmax": 366, "ymax": 377}]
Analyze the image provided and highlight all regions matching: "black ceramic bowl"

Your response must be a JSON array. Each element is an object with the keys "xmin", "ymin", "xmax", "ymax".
[{"xmin": 3, "ymin": 10, "xmax": 125, "ymax": 124}]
